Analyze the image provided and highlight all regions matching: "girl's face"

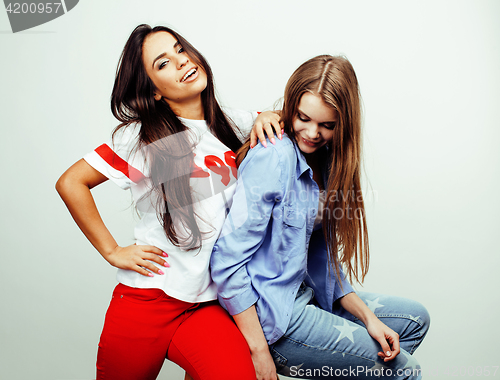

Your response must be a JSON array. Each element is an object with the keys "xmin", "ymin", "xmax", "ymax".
[
  {"xmin": 293, "ymin": 92, "xmax": 337, "ymax": 154},
  {"xmin": 142, "ymin": 31, "xmax": 207, "ymax": 107}
]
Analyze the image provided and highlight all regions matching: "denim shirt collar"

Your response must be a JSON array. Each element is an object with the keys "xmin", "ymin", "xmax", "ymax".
[
  {"xmin": 292, "ymin": 138, "xmax": 313, "ymax": 180},
  {"xmin": 291, "ymin": 137, "xmax": 330, "ymax": 186}
]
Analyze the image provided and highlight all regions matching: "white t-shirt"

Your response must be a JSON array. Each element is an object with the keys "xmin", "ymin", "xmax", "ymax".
[{"xmin": 84, "ymin": 108, "xmax": 257, "ymax": 303}]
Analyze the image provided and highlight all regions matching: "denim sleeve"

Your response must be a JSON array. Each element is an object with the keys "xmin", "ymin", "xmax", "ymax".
[
  {"xmin": 332, "ymin": 266, "xmax": 354, "ymax": 303},
  {"xmin": 211, "ymin": 145, "xmax": 282, "ymax": 316}
]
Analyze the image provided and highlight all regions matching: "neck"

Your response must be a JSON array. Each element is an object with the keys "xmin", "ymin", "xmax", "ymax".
[
  {"xmin": 304, "ymin": 152, "xmax": 324, "ymax": 190},
  {"xmin": 167, "ymin": 95, "xmax": 205, "ymax": 120}
]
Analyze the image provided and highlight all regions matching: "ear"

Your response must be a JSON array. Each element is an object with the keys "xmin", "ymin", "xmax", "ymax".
[{"xmin": 154, "ymin": 93, "xmax": 162, "ymax": 101}]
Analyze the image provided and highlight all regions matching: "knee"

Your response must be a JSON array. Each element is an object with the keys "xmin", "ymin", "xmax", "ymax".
[{"xmin": 412, "ymin": 301, "xmax": 430, "ymax": 338}]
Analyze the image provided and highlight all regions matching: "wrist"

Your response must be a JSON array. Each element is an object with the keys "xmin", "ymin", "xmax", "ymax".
[
  {"xmin": 101, "ymin": 244, "xmax": 120, "ymax": 263},
  {"xmin": 248, "ymin": 342, "xmax": 270, "ymax": 355},
  {"xmin": 361, "ymin": 312, "xmax": 379, "ymax": 327}
]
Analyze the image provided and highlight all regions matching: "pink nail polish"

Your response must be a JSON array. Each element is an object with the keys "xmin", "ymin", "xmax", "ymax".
[
  {"xmin": 148, "ymin": 273, "xmax": 154, "ymax": 277},
  {"xmin": 262, "ymin": 140, "xmax": 267, "ymax": 148},
  {"xmin": 162, "ymin": 251, "xmax": 168, "ymax": 257},
  {"xmin": 271, "ymin": 137, "xmax": 276, "ymax": 145},
  {"xmin": 158, "ymin": 270, "xmax": 164, "ymax": 275},
  {"xmin": 163, "ymin": 262, "xmax": 170, "ymax": 267}
]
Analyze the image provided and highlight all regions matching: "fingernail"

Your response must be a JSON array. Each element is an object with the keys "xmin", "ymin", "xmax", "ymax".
[
  {"xmin": 386, "ymin": 351, "xmax": 391, "ymax": 356},
  {"xmin": 270, "ymin": 137, "xmax": 276, "ymax": 145},
  {"xmin": 278, "ymin": 133, "xmax": 282, "ymax": 140},
  {"xmin": 158, "ymin": 270, "xmax": 164, "ymax": 275},
  {"xmin": 162, "ymin": 251, "xmax": 168, "ymax": 257},
  {"xmin": 262, "ymin": 140, "xmax": 267, "ymax": 148},
  {"xmin": 163, "ymin": 262, "xmax": 170, "ymax": 267},
  {"xmin": 148, "ymin": 273, "xmax": 154, "ymax": 277}
]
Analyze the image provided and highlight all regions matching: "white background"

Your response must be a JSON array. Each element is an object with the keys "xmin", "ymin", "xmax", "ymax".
[{"xmin": 1, "ymin": 1, "xmax": 499, "ymax": 379}]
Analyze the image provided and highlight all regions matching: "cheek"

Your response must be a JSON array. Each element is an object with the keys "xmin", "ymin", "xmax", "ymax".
[
  {"xmin": 323, "ymin": 130, "xmax": 334, "ymax": 143},
  {"xmin": 157, "ymin": 66, "xmax": 179, "ymax": 87},
  {"xmin": 199, "ymin": 74, "xmax": 208, "ymax": 91},
  {"xmin": 292, "ymin": 119, "xmax": 304, "ymax": 135}
]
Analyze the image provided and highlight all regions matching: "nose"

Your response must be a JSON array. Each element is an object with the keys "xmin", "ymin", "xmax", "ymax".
[
  {"xmin": 306, "ymin": 124, "xmax": 320, "ymax": 140},
  {"xmin": 176, "ymin": 54, "xmax": 189, "ymax": 69}
]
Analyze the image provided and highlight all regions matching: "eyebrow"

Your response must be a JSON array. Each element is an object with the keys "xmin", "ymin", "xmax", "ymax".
[{"xmin": 151, "ymin": 41, "xmax": 180, "ymax": 69}]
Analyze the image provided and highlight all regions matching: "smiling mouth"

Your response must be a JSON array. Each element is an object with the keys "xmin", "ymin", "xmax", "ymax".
[
  {"xmin": 181, "ymin": 68, "xmax": 198, "ymax": 82},
  {"xmin": 301, "ymin": 137, "xmax": 321, "ymax": 147}
]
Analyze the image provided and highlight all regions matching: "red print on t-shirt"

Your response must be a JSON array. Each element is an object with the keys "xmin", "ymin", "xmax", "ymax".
[
  {"xmin": 192, "ymin": 150, "xmax": 237, "ymax": 185},
  {"xmin": 190, "ymin": 150, "xmax": 238, "ymax": 204}
]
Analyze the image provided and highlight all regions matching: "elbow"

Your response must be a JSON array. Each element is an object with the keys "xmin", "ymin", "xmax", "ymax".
[
  {"xmin": 56, "ymin": 168, "xmax": 82, "ymax": 201},
  {"xmin": 55, "ymin": 172, "xmax": 70, "ymax": 199}
]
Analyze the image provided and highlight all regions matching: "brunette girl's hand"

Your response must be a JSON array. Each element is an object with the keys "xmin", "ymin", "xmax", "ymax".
[
  {"xmin": 251, "ymin": 347, "xmax": 278, "ymax": 380},
  {"xmin": 365, "ymin": 317, "xmax": 400, "ymax": 361},
  {"xmin": 250, "ymin": 111, "xmax": 282, "ymax": 149},
  {"xmin": 105, "ymin": 245, "xmax": 169, "ymax": 277}
]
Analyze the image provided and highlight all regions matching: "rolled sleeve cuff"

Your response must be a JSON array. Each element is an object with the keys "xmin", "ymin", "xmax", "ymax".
[
  {"xmin": 83, "ymin": 151, "xmax": 131, "ymax": 190},
  {"xmin": 218, "ymin": 284, "xmax": 260, "ymax": 316},
  {"xmin": 332, "ymin": 278, "xmax": 355, "ymax": 303}
]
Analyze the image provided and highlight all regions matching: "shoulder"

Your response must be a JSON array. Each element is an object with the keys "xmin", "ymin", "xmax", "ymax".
[
  {"xmin": 222, "ymin": 107, "xmax": 258, "ymax": 124},
  {"xmin": 108, "ymin": 122, "xmax": 142, "ymax": 156},
  {"xmin": 111, "ymin": 122, "xmax": 141, "ymax": 145},
  {"xmin": 222, "ymin": 107, "xmax": 258, "ymax": 140},
  {"xmin": 240, "ymin": 134, "xmax": 296, "ymax": 173}
]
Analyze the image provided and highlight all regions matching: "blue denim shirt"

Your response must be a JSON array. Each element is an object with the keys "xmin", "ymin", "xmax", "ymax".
[{"xmin": 210, "ymin": 135, "xmax": 353, "ymax": 344}]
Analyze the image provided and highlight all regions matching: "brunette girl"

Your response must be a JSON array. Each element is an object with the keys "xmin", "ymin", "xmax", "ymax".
[
  {"xmin": 56, "ymin": 24, "xmax": 279, "ymax": 380},
  {"xmin": 211, "ymin": 55, "xmax": 430, "ymax": 379}
]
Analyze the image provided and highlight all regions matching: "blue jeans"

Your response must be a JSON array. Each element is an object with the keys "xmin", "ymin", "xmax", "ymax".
[{"xmin": 270, "ymin": 286, "xmax": 430, "ymax": 379}]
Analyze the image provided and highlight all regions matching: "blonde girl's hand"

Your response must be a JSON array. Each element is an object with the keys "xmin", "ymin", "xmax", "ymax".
[
  {"xmin": 365, "ymin": 317, "xmax": 401, "ymax": 362},
  {"xmin": 250, "ymin": 111, "xmax": 282, "ymax": 149},
  {"xmin": 251, "ymin": 347, "xmax": 278, "ymax": 380},
  {"xmin": 105, "ymin": 245, "xmax": 169, "ymax": 277}
]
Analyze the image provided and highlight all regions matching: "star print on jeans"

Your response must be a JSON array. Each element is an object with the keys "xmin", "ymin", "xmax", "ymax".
[
  {"xmin": 333, "ymin": 320, "xmax": 360, "ymax": 344},
  {"xmin": 365, "ymin": 297, "xmax": 384, "ymax": 313}
]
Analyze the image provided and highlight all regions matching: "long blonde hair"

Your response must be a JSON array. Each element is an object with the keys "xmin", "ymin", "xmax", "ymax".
[{"xmin": 281, "ymin": 55, "xmax": 369, "ymax": 284}]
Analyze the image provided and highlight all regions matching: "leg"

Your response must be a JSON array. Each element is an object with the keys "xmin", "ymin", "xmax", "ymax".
[
  {"xmin": 168, "ymin": 302, "xmax": 256, "ymax": 380},
  {"xmin": 333, "ymin": 291, "xmax": 430, "ymax": 354},
  {"xmin": 96, "ymin": 284, "xmax": 189, "ymax": 380},
  {"xmin": 270, "ymin": 287, "xmax": 422, "ymax": 379}
]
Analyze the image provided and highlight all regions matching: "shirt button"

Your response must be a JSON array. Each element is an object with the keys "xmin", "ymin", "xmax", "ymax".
[
  {"xmin": 275, "ymin": 196, "xmax": 282, "ymax": 202},
  {"xmin": 213, "ymin": 246, "xmax": 218, "ymax": 252}
]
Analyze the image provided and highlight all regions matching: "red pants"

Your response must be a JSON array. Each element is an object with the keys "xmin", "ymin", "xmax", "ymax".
[{"xmin": 96, "ymin": 284, "xmax": 256, "ymax": 380}]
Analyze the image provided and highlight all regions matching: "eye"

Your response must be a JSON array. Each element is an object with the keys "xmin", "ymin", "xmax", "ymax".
[
  {"xmin": 322, "ymin": 123, "xmax": 336, "ymax": 130},
  {"xmin": 177, "ymin": 46, "xmax": 184, "ymax": 54},
  {"xmin": 297, "ymin": 113, "xmax": 309, "ymax": 122},
  {"xmin": 158, "ymin": 60, "xmax": 169, "ymax": 70}
]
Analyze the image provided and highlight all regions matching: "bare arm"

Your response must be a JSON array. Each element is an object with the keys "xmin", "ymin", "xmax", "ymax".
[
  {"xmin": 233, "ymin": 305, "xmax": 277, "ymax": 380},
  {"xmin": 56, "ymin": 159, "xmax": 168, "ymax": 276},
  {"xmin": 339, "ymin": 292, "xmax": 400, "ymax": 361}
]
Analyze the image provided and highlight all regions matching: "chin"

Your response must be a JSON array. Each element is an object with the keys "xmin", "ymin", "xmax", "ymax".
[{"xmin": 298, "ymin": 142, "xmax": 318, "ymax": 154}]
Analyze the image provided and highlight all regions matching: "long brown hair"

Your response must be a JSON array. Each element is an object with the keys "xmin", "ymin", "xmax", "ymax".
[
  {"xmin": 111, "ymin": 24, "xmax": 243, "ymax": 250},
  {"xmin": 282, "ymin": 55, "xmax": 369, "ymax": 284}
]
